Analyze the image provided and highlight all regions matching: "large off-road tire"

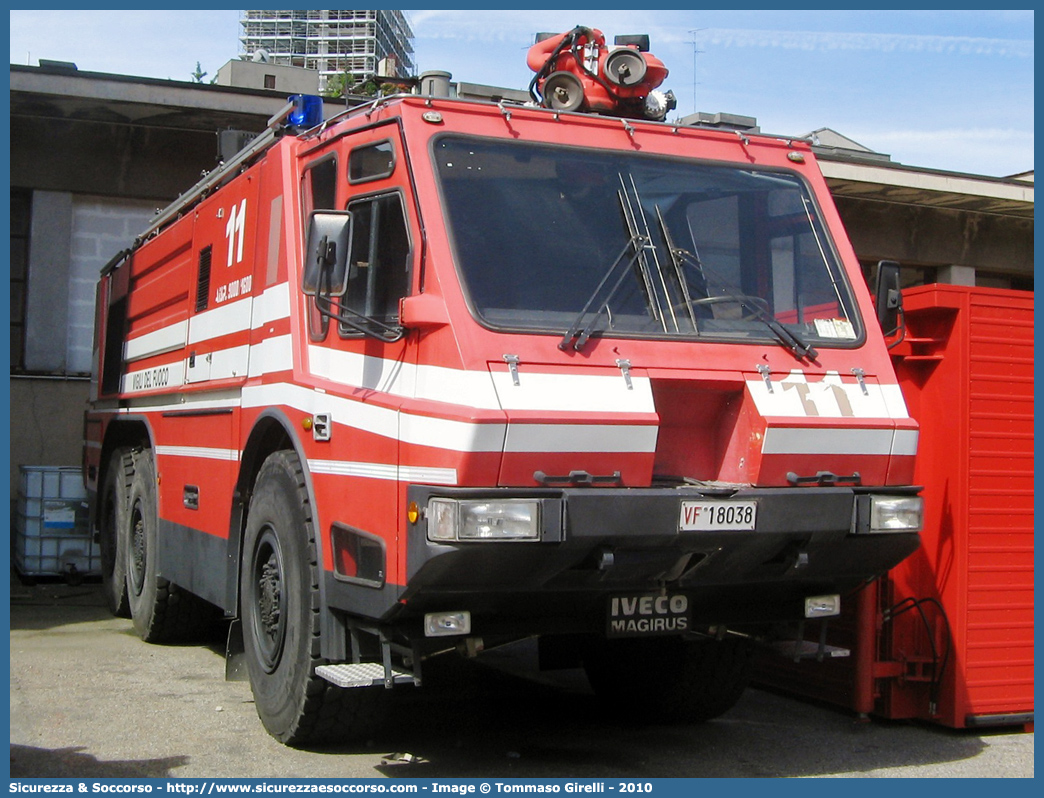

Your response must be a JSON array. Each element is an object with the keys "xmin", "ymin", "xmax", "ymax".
[
  {"xmin": 583, "ymin": 635, "xmax": 755, "ymax": 724},
  {"xmin": 99, "ymin": 448, "xmax": 132, "ymax": 617},
  {"xmin": 241, "ymin": 450, "xmax": 379, "ymax": 746},
  {"xmin": 125, "ymin": 447, "xmax": 220, "ymax": 642}
]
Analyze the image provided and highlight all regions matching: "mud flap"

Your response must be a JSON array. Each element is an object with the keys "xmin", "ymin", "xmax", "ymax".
[{"xmin": 225, "ymin": 618, "xmax": 248, "ymax": 681}]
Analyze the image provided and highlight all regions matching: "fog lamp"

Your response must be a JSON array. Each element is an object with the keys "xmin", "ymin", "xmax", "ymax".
[
  {"xmin": 424, "ymin": 611, "xmax": 471, "ymax": 637},
  {"xmin": 869, "ymin": 496, "xmax": 923, "ymax": 532},
  {"xmin": 805, "ymin": 594, "xmax": 840, "ymax": 618}
]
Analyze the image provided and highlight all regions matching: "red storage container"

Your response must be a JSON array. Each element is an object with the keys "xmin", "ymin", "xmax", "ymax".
[{"xmin": 755, "ymin": 285, "xmax": 1034, "ymax": 729}]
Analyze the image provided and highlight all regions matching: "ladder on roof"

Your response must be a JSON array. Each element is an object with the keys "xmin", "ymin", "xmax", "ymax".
[{"xmin": 136, "ymin": 97, "xmax": 300, "ymax": 243}]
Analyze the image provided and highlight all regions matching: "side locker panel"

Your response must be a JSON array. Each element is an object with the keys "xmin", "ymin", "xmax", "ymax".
[
  {"xmin": 98, "ymin": 261, "xmax": 130, "ymax": 398},
  {"xmin": 153, "ymin": 167, "xmax": 262, "ymax": 609},
  {"xmin": 86, "ymin": 263, "xmax": 127, "ymax": 496},
  {"xmin": 120, "ymin": 217, "xmax": 193, "ymax": 396},
  {"xmin": 247, "ymin": 149, "xmax": 294, "ymax": 385},
  {"xmin": 187, "ymin": 167, "xmax": 262, "ymax": 385}
]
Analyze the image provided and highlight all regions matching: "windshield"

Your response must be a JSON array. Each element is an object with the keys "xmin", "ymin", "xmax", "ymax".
[{"xmin": 433, "ymin": 136, "xmax": 862, "ymax": 350}]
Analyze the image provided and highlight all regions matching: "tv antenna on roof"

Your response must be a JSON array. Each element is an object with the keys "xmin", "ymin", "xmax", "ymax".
[{"xmin": 689, "ymin": 29, "xmax": 705, "ymax": 114}]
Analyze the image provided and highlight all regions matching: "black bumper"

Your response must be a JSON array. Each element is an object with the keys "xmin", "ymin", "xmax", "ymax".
[{"xmin": 388, "ymin": 485, "xmax": 919, "ymax": 631}]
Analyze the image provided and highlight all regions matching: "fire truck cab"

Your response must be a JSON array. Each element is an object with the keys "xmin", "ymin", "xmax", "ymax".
[{"xmin": 85, "ymin": 49, "xmax": 922, "ymax": 744}]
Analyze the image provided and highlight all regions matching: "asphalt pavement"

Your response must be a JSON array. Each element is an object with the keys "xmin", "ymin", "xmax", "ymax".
[{"xmin": 8, "ymin": 577, "xmax": 1034, "ymax": 779}]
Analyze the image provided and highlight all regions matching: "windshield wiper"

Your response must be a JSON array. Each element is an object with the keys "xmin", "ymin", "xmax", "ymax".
[
  {"xmin": 755, "ymin": 307, "xmax": 820, "ymax": 362},
  {"xmin": 670, "ymin": 247, "xmax": 819, "ymax": 362},
  {"xmin": 619, "ymin": 176, "xmax": 673, "ymax": 332},
  {"xmin": 559, "ymin": 233, "xmax": 647, "ymax": 351},
  {"xmin": 656, "ymin": 206, "xmax": 698, "ymax": 332}
]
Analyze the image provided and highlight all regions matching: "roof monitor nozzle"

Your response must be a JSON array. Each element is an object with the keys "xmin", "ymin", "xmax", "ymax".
[{"xmin": 527, "ymin": 26, "xmax": 673, "ymax": 120}]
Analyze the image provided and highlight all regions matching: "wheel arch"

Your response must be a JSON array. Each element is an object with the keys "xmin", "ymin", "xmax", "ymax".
[
  {"xmin": 226, "ymin": 409, "xmax": 328, "ymax": 623},
  {"xmin": 93, "ymin": 417, "xmax": 154, "ymax": 532}
]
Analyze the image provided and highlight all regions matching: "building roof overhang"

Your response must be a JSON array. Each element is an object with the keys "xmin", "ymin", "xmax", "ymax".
[
  {"xmin": 11, "ymin": 65, "xmax": 1036, "ymax": 223},
  {"xmin": 816, "ymin": 152, "xmax": 1034, "ymax": 220},
  {"xmin": 10, "ymin": 64, "xmax": 343, "ymax": 134}
]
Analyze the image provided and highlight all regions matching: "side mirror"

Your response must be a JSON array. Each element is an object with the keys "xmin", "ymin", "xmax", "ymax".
[
  {"xmin": 302, "ymin": 210, "xmax": 352, "ymax": 297},
  {"xmin": 873, "ymin": 259, "xmax": 902, "ymax": 335}
]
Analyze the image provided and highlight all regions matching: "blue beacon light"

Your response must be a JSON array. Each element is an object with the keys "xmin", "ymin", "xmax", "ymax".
[{"xmin": 287, "ymin": 94, "xmax": 324, "ymax": 129}]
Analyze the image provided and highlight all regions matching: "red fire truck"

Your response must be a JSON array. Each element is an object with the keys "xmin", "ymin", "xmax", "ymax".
[{"xmin": 85, "ymin": 29, "xmax": 922, "ymax": 744}]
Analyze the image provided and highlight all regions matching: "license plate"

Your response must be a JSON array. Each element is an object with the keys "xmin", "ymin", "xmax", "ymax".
[
  {"xmin": 679, "ymin": 500, "xmax": 757, "ymax": 531},
  {"xmin": 607, "ymin": 593, "xmax": 691, "ymax": 638}
]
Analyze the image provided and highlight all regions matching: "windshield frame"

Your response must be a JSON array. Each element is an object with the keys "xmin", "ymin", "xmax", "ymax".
[{"xmin": 429, "ymin": 132, "xmax": 867, "ymax": 351}]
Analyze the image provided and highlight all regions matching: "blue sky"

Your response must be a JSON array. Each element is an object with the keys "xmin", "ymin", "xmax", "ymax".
[{"xmin": 8, "ymin": 9, "xmax": 1034, "ymax": 177}]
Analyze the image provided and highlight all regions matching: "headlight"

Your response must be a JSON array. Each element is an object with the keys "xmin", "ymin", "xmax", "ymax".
[
  {"xmin": 427, "ymin": 499, "xmax": 541, "ymax": 542},
  {"xmin": 868, "ymin": 496, "xmax": 923, "ymax": 532}
]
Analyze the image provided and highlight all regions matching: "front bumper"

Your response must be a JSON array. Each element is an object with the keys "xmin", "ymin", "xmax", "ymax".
[{"xmin": 395, "ymin": 485, "xmax": 920, "ymax": 631}]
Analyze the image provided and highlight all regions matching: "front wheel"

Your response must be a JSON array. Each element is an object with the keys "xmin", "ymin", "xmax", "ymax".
[
  {"xmin": 241, "ymin": 450, "xmax": 378, "ymax": 745},
  {"xmin": 583, "ymin": 635, "xmax": 755, "ymax": 724}
]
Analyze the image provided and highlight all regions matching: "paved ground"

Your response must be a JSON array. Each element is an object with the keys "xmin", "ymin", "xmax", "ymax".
[{"xmin": 9, "ymin": 578, "xmax": 1034, "ymax": 779}]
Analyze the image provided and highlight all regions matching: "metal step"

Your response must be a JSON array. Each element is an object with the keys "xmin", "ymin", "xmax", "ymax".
[
  {"xmin": 771, "ymin": 640, "xmax": 851, "ymax": 661},
  {"xmin": 316, "ymin": 662, "xmax": 415, "ymax": 689}
]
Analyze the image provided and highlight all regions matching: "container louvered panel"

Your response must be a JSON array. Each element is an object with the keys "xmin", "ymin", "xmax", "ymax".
[
  {"xmin": 961, "ymin": 291, "xmax": 1034, "ymax": 720},
  {"xmin": 884, "ymin": 285, "xmax": 1034, "ymax": 727}
]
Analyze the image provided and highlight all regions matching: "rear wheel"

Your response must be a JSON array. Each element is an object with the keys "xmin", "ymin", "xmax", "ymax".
[
  {"xmin": 241, "ymin": 450, "xmax": 378, "ymax": 745},
  {"xmin": 99, "ymin": 448, "xmax": 132, "ymax": 617},
  {"xmin": 125, "ymin": 447, "xmax": 219, "ymax": 642},
  {"xmin": 583, "ymin": 635, "xmax": 755, "ymax": 723}
]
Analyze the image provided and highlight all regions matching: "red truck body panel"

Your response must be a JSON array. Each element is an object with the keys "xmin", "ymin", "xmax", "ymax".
[{"xmin": 85, "ymin": 94, "xmax": 922, "ymax": 675}]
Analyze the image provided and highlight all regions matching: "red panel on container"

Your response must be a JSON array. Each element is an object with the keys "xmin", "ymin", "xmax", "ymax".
[
  {"xmin": 754, "ymin": 286, "xmax": 1033, "ymax": 730},
  {"xmin": 884, "ymin": 285, "xmax": 1034, "ymax": 728}
]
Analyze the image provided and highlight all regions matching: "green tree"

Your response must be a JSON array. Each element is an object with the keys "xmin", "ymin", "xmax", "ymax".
[
  {"xmin": 191, "ymin": 62, "xmax": 207, "ymax": 83},
  {"xmin": 322, "ymin": 71, "xmax": 356, "ymax": 99}
]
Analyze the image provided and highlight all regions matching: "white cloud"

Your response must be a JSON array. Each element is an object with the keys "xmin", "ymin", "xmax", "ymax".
[
  {"xmin": 406, "ymin": 12, "xmax": 1033, "ymax": 60},
  {"xmin": 690, "ymin": 29, "xmax": 1033, "ymax": 59},
  {"xmin": 861, "ymin": 127, "xmax": 1031, "ymax": 147},
  {"xmin": 845, "ymin": 126, "xmax": 1035, "ymax": 175},
  {"xmin": 409, "ymin": 10, "xmax": 673, "ymax": 44},
  {"xmin": 10, "ymin": 9, "xmax": 241, "ymax": 78}
]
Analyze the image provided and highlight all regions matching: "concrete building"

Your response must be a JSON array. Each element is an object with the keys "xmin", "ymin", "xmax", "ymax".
[
  {"xmin": 214, "ymin": 58, "xmax": 320, "ymax": 95},
  {"xmin": 803, "ymin": 127, "xmax": 1033, "ymax": 291},
  {"xmin": 685, "ymin": 115, "xmax": 1034, "ymax": 291},
  {"xmin": 7, "ymin": 62, "xmax": 1034, "ymax": 498},
  {"xmin": 239, "ymin": 9, "xmax": 414, "ymax": 91}
]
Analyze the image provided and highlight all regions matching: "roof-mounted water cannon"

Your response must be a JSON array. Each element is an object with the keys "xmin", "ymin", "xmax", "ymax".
[{"xmin": 527, "ymin": 26, "xmax": 676, "ymax": 121}]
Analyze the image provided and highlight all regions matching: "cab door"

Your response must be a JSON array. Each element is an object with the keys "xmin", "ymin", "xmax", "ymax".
[{"xmin": 300, "ymin": 122, "xmax": 419, "ymax": 591}]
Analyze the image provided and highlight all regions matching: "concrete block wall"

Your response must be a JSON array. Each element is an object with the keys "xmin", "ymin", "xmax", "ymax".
[
  {"xmin": 13, "ymin": 193, "xmax": 157, "ymax": 495},
  {"xmin": 9, "ymin": 379, "xmax": 90, "ymax": 498},
  {"xmin": 68, "ymin": 197, "xmax": 157, "ymax": 373}
]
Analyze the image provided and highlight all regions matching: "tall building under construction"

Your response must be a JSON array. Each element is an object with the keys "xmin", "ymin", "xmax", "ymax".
[{"xmin": 239, "ymin": 9, "xmax": 414, "ymax": 90}]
